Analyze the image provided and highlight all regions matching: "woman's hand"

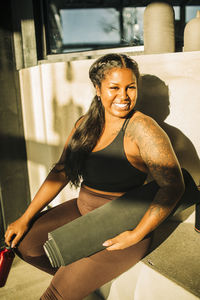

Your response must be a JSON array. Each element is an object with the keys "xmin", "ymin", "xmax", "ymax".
[
  {"xmin": 4, "ymin": 217, "xmax": 30, "ymax": 248},
  {"xmin": 103, "ymin": 230, "xmax": 140, "ymax": 251}
]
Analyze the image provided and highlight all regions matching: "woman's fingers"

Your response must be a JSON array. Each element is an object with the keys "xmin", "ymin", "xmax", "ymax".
[
  {"xmin": 4, "ymin": 227, "xmax": 16, "ymax": 247},
  {"xmin": 102, "ymin": 231, "xmax": 140, "ymax": 251},
  {"xmin": 4, "ymin": 221, "xmax": 28, "ymax": 248},
  {"xmin": 103, "ymin": 238, "xmax": 123, "ymax": 251},
  {"xmin": 10, "ymin": 232, "xmax": 23, "ymax": 248},
  {"xmin": 5, "ymin": 229, "xmax": 24, "ymax": 248},
  {"xmin": 102, "ymin": 240, "xmax": 113, "ymax": 247},
  {"xmin": 103, "ymin": 241, "xmax": 121, "ymax": 251}
]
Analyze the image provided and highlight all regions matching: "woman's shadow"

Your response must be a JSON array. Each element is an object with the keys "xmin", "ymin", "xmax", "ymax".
[
  {"xmin": 135, "ymin": 74, "xmax": 200, "ymax": 250},
  {"xmin": 135, "ymin": 74, "xmax": 200, "ymax": 185}
]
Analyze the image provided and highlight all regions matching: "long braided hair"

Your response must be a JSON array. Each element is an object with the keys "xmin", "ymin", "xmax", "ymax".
[{"xmin": 56, "ymin": 53, "xmax": 140, "ymax": 187}]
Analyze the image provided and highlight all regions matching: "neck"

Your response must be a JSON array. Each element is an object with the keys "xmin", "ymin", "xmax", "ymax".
[{"xmin": 104, "ymin": 109, "xmax": 135, "ymax": 124}]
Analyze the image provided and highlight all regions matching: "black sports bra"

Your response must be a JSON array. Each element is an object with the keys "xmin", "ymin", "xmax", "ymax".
[{"xmin": 82, "ymin": 115, "xmax": 148, "ymax": 192}]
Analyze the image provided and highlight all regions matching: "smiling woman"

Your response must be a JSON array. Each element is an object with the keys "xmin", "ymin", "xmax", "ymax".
[{"xmin": 4, "ymin": 53, "xmax": 199, "ymax": 300}]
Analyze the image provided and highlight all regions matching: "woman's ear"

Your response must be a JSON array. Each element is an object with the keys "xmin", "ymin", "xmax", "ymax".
[{"xmin": 96, "ymin": 85, "xmax": 100, "ymax": 97}]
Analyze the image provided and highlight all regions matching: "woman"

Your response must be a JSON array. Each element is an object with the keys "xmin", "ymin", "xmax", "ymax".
[{"xmin": 5, "ymin": 53, "xmax": 185, "ymax": 299}]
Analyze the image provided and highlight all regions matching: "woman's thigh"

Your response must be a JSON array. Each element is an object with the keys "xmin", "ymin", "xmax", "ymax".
[
  {"xmin": 41, "ymin": 236, "xmax": 151, "ymax": 300},
  {"xmin": 40, "ymin": 186, "xmax": 152, "ymax": 299},
  {"xmin": 16, "ymin": 198, "xmax": 81, "ymax": 274}
]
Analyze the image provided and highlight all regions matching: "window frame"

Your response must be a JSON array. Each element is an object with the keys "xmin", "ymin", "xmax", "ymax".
[{"xmin": 11, "ymin": 0, "xmax": 200, "ymax": 69}]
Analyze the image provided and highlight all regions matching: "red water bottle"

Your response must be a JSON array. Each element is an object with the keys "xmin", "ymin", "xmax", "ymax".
[{"xmin": 0, "ymin": 246, "xmax": 15, "ymax": 287}]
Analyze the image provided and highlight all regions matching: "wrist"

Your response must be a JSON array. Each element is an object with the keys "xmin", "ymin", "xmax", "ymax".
[
  {"xmin": 20, "ymin": 212, "xmax": 33, "ymax": 224},
  {"xmin": 130, "ymin": 228, "xmax": 147, "ymax": 243}
]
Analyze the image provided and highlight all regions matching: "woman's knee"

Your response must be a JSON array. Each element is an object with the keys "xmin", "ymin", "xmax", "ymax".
[
  {"xmin": 15, "ymin": 241, "xmax": 57, "ymax": 276},
  {"xmin": 15, "ymin": 239, "xmax": 45, "ymax": 259},
  {"xmin": 14, "ymin": 216, "xmax": 49, "ymax": 262}
]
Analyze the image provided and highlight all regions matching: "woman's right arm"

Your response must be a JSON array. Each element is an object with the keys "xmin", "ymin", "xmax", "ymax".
[
  {"xmin": 4, "ymin": 167, "xmax": 68, "ymax": 248},
  {"xmin": 4, "ymin": 118, "xmax": 82, "ymax": 248}
]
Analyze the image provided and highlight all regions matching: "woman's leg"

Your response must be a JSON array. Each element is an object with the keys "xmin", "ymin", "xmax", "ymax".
[
  {"xmin": 15, "ymin": 198, "xmax": 81, "ymax": 275},
  {"xmin": 41, "ymin": 236, "xmax": 151, "ymax": 300},
  {"xmin": 40, "ymin": 188, "xmax": 152, "ymax": 300},
  {"xmin": 40, "ymin": 169, "xmax": 200, "ymax": 299}
]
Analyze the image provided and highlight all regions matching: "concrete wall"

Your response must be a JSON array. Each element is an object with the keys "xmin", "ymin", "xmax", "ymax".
[
  {"xmin": 0, "ymin": 2, "xmax": 30, "ymax": 241},
  {"xmin": 19, "ymin": 51, "xmax": 200, "ymax": 212}
]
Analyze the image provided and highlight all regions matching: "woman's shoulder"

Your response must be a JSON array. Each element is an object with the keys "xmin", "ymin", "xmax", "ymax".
[
  {"xmin": 130, "ymin": 110, "xmax": 158, "ymax": 127},
  {"xmin": 128, "ymin": 110, "xmax": 165, "ymax": 138}
]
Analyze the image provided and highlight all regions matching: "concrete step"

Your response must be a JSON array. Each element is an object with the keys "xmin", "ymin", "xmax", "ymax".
[{"xmin": 98, "ymin": 220, "xmax": 200, "ymax": 300}]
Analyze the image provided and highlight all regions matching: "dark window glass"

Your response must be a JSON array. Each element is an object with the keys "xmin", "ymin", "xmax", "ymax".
[
  {"xmin": 43, "ymin": 1, "xmax": 200, "ymax": 55},
  {"xmin": 173, "ymin": 6, "xmax": 180, "ymax": 20},
  {"xmin": 123, "ymin": 7, "xmax": 145, "ymax": 46},
  {"xmin": 186, "ymin": 6, "xmax": 200, "ymax": 22},
  {"xmin": 61, "ymin": 8, "xmax": 120, "ymax": 53},
  {"xmin": 45, "ymin": 1, "xmax": 145, "ymax": 54}
]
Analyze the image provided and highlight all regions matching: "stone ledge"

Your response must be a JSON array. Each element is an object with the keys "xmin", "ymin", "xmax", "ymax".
[
  {"xmin": 142, "ymin": 221, "xmax": 200, "ymax": 298},
  {"xmin": 98, "ymin": 218, "xmax": 200, "ymax": 300}
]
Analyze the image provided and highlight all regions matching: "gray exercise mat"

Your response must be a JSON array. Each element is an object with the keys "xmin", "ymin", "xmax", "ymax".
[{"xmin": 43, "ymin": 169, "xmax": 200, "ymax": 267}]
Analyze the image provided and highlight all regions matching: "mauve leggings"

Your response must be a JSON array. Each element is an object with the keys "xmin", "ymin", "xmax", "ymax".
[{"xmin": 15, "ymin": 187, "xmax": 152, "ymax": 300}]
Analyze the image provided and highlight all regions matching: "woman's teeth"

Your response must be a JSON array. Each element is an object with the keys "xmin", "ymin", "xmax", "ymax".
[{"xmin": 114, "ymin": 103, "xmax": 128, "ymax": 108}]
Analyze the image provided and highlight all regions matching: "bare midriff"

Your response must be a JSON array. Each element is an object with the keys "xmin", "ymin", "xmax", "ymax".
[{"xmin": 82, "ymin": 184, "xmax": 125, "ymax": 197}]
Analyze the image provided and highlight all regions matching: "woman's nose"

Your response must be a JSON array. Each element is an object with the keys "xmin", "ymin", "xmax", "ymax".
[{"xmin": 118, "ymin": 88, "xmax": 128, "ymax": 99}]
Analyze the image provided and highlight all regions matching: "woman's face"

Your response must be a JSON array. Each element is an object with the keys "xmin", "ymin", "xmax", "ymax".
[{"xmin": 96, "ymin": 67, "xmax": 137, "ymax": 120}]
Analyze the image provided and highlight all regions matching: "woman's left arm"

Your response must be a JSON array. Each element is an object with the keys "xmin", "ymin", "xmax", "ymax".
[{"xmin": 103, "ymin": 116, "xmax": 185, "ymax": 250}]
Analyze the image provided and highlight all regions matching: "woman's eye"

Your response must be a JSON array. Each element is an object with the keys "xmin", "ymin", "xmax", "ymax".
[
  {"xmin": 110, "ymin": 86, "xmax": 118, "ymax": 90},
  {"xmin": 128, "ymin": 86, "xmax": 136, "ymax": 89}
]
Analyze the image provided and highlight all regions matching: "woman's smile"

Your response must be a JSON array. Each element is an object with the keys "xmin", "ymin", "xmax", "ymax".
[{"xmin": 113, "ymin": 102, "xmax": 130, "ymax": 110}]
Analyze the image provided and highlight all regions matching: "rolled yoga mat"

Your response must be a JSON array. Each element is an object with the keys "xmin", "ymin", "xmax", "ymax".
[{"xmin": 44, "ymin": 169, "xmax": 200, "ymax": 267}]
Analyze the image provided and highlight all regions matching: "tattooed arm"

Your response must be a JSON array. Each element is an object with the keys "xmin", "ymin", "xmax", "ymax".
[
  {"xmin": 103, "ymin": 114, "xmax": 185, "ymax": 250},
  {"xmin": 131, "ymin": 115, "xmax": 185, "ymax": 236}
]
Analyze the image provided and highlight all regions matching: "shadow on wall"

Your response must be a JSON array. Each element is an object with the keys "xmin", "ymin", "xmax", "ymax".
[
  {"xmin": 7, "ymin": 61, "xmax": 84, "ymax": 204},
  {"xmin": 22, "ymin": 62, "xmax": 83, "ymax": 170},
  {"xmin": 52, "ymin": 61, "xmax": 83, "ymax": 147},
  {"xmin": 135, "ymin": 74, "xmax": 200, "ymax": 185},
  {"xmin": 52, "ymin": 97, "xmax": 83, "ymax": 147}
]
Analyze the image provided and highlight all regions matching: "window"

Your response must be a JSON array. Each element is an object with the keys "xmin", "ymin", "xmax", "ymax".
[
  {"xmin": 60, "ymin": 8, "xmax": 121, "ymax": 53},
  {"xmin": 186, "ymin": 5, "xmax": 200, "ymax": 22},
  {"xmin": 39, "ymin": 1, "xmax": 200, "ymax": 58},
  {"xmin": 44, "ymin": 1, "xmax": 145, "ymax": 55},
  {"xmin": 123, "ymin": 7, "xmax": 145, "ymax": 46}
]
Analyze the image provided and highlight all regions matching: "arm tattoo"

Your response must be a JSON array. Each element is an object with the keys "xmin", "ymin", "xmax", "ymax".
[
  {"xmin": 149, "ymin": 205, "xmax": 162, "ymax": 218},
  {"xmin": 126, "ymin": 115, "xmax": 182, "ymax": 187},
  {"xmin": 126, "ymin": 115, "xmax": 184, "ymax": 222}
]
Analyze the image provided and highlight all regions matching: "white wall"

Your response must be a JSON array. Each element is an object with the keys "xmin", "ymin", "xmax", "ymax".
[{"xmin": 19, "ymin": 51, "xmax": 200, "ymax": 209}]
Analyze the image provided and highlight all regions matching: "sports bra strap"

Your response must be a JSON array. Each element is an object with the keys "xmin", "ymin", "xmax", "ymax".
[
  {"xmin": 122, "ymin": 109, "xmax": 135, "ymax": 132},
  {"xmin": 122, "ymin": 118, "xmax": 130, "ymax": 131}
]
